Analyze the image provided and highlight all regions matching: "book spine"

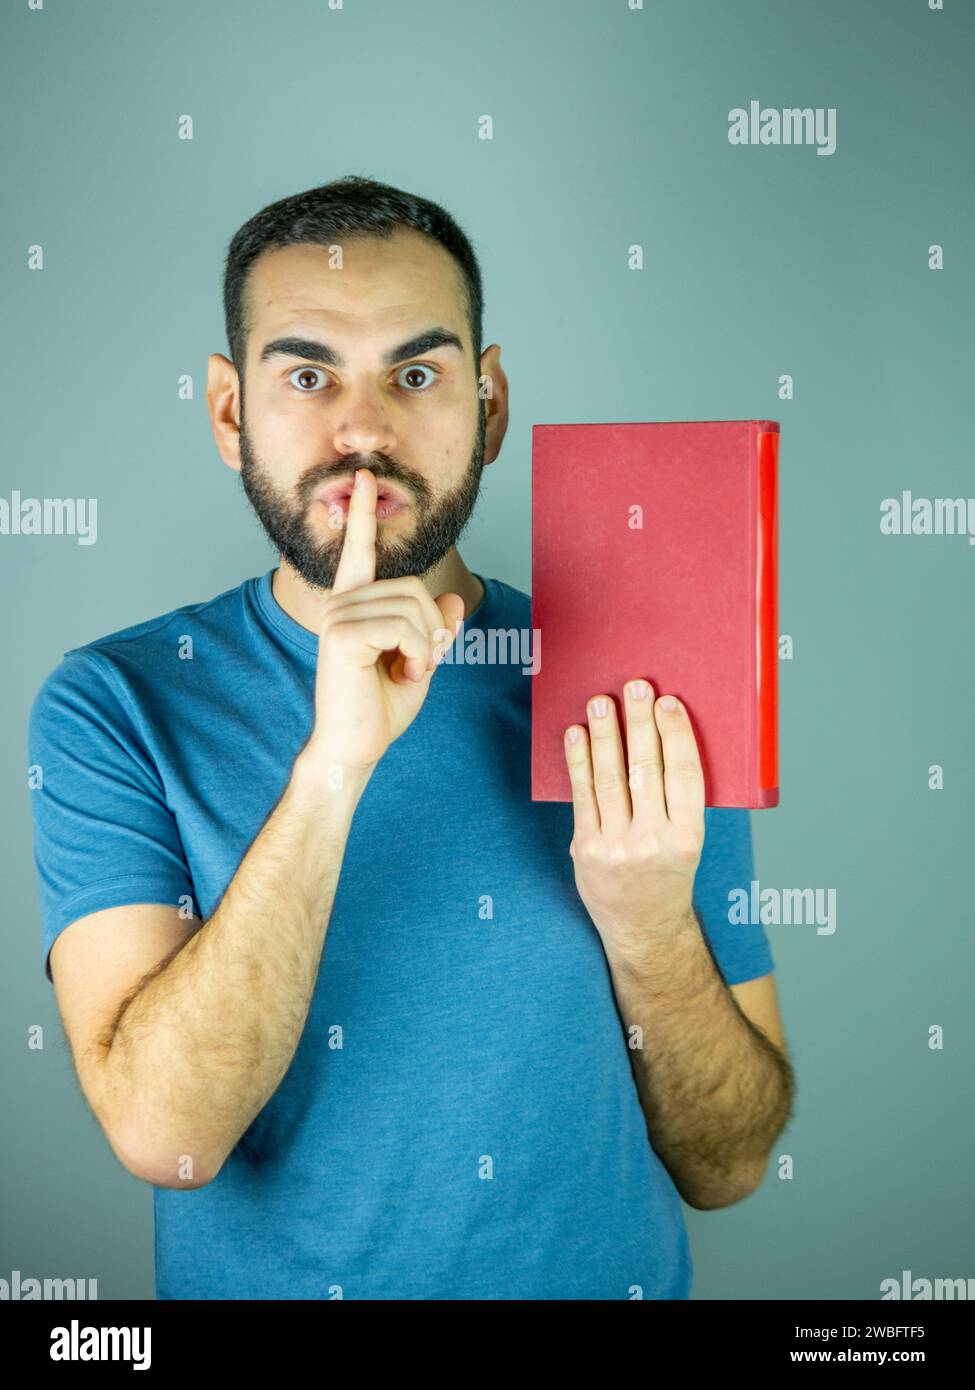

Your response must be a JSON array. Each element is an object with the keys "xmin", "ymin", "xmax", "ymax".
[{"xmin": 755, "ymin": 427, "xmax": 780, "ymax": 807}]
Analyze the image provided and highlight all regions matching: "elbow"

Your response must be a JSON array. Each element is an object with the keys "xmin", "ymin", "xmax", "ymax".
[
  {"xmin": 132, "ymin": 1158, "xmax": 220, "ymax": 1192},
  {"xmin": 106, "ymin": 1124, "xmax": 223, "ymax": 1191},
  {"xmin": 83, "ymin": 1053, "xmax": 224, "ymax": 1190},
  {"xmin": 679, "ymin": 1067, "xmax": 795, "ymax": 1210},
  {"xmin": 683, "ymin": 1062, "xmax": 796, "ymax": 1210},
  {"xmin": 679, "ymin": 1156, "xmax": 769, "ymax": 1211}
]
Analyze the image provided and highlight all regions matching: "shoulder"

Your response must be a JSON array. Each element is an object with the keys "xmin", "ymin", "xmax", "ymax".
[
  {"xmin": 29, "ymin": 575, "xmax": 256, "ymax": 733},
  {"xmin": 69, "ymin": 575, "xmax": 253, "ymax": 666}
]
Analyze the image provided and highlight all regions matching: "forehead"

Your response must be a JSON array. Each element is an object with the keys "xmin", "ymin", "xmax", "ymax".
[{"xmin": 245, "ymin": 232, "xmax": 468, "ymax": 345}]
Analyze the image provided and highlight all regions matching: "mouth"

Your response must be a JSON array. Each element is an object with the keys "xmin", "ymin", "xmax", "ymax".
[{"xmin": 316, "ymin": 475, "xmax": 411, "ymax": 522}]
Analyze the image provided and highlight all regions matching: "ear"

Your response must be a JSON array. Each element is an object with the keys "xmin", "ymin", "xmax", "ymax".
[
  {"xmin": 479, "ymin": 344, "xmax": 509, "ymax": 466},
  {"xmin": 206, "ymin": 353, "xmax": 243, "ymax": 474}
]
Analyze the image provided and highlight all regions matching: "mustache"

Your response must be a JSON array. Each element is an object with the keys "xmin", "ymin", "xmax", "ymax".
[{"xmin": 298, "ymin": 457, "xmax": 430, "ymax": 505}]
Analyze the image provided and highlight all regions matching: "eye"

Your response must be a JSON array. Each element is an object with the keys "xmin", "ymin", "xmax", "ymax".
[
  {"xmin": 288, "ymin": 366, "xmax": 328, "ymax": 392},
  {"xmin": 396, "ymin": 363, "xmax": 439, "ymax": 392},
  {"xmin": 286, "ymin": 362, "xmax": 440, "ymax": 394}
]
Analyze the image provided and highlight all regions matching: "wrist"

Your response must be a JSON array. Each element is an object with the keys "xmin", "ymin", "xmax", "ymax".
[
  {"xmin": 290, "ymin": 745, "xmax": 375, "ymax": 810},
  {"xmin": 601, "ymin": 903, "xmax": 700, "ymax": 979}
]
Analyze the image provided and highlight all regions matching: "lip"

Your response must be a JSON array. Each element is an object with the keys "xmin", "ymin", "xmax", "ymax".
[
  {"xmin": 316, "ymin": 475, "xmax": 412, "ymax": 509},
  {"xmin": 321, "ymin": 493, "xmax": 408, "ymax": 521}
]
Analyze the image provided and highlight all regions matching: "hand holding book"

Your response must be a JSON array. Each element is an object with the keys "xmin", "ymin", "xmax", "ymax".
[{"xmin": 563, "ymin": 679, "xmax": 705, "ymax": 971}]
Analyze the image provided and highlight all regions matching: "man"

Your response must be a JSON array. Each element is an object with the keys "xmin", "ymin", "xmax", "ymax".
[{"xmin": 28, "ymin": 174, "xmax": 793, "ymax": 1300}]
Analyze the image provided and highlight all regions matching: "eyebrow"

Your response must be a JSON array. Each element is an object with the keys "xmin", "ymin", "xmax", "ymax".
[{"xmin": 258, "ymin": 327, "xmax": 465, "ymax": 370}]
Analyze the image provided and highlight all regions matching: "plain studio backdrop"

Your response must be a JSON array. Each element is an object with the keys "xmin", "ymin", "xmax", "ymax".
[{"xmin": 1, "ymin": 0, "xmax": 972, "ymax": 1300}]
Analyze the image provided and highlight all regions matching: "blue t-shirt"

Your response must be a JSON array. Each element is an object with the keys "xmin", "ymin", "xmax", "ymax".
[{"xmin": 28, "ymin": 568, "xmax": 774, "ymax": 1300}]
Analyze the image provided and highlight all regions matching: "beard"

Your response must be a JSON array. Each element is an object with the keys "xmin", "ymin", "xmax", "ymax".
[{"xmin": 238, "ymin": 397, "xmax": 488, "ymax": 591}]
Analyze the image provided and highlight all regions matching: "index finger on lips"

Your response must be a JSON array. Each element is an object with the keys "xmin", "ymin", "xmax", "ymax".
[{"xmin": 331, "ymin": 468, "xmax": 377, "ymax": 595}]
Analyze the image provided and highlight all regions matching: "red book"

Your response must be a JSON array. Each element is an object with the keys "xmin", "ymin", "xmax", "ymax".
[{"xmin": 530, "ymin": 420, "xmax": 779, "ymax": 809}]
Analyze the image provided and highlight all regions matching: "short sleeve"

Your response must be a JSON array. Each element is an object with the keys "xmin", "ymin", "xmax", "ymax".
[
  {"xmin": 28, "ymin": 650, "xmax": 199, "ymax": 983},
  {"xmin": 691, "ymin": 807, "xmax": 774, "ymax": 985}
]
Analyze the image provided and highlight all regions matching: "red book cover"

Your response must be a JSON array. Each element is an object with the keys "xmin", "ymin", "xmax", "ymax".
[{"xmin": 530, "ymin": 420, "xmax": 779, "ymax": 809}]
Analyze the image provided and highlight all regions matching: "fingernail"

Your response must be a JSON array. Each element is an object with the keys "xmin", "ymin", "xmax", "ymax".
[
  {"xmin": 592, "ymin": 698, "xmax": 608, "ymax": 718},
  {"xmin": 658, "ymin": 695, "xmax": 678, "ymax": 711},
  {"xmin": 354, "ymin": 469, "xmax": 364, "ymax": 490},
  {"xmin": 567, "ymin": 726, "xmax": 580, "ymax": 743},
  {"xmin": 629, "ymin": 680, "xmax": 648, "ymax": 700}
]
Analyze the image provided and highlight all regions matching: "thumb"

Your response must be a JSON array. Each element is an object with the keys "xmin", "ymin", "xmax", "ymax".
[
  {"xmin": 431, "ymin": 592, "xmax": 466, "ymax": 665},
  {"xmin": 394, "ymin": 592, "xmax": 466, "ymax": 685}
]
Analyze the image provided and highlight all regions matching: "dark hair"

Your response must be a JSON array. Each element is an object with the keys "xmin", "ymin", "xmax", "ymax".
[{"xmin": 222, "ymin": 174, "xmax": 484, "ymax": 382}]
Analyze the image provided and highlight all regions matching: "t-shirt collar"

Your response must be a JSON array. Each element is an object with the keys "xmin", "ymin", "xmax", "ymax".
[{"xmin": 251, "ymin": 567, "xmax": 503, "ymax": 658}]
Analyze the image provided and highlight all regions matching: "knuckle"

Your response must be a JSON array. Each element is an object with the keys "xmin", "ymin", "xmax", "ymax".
[
  {"xmin": 671, "ymin": 830, "xmax": 704, "ymax": 862},
  {"xmin": 406, "ymin": 576, "xmax": 429, "ymax": 606},
  {"xmin": 326, "ymin": 620, "xmax": 354, "ymax": 651},
  {"xmin": 593, "ymin": 768, "xmax": 624, "ymax": 794},
  {"xmin": 673, "ymin": 845, "xmax": 702, "ymax": 868},
  {"xmin": 405, "ymin": 615, "xmax": 429, "ymax": 648},
  {"xmin": 629, "ymin": 757, "xmax": 662, "ymax": 786},
  {"xmin": 668, "ymin": 759, "xmax": 701, "ymax": 782},
  {"xmin": 406, "ymin": 594, "xmax": 429, "ymax": 627},
  {"xmin": 318, "ymin": 606, "xmax": 342, "ymax": 638}
]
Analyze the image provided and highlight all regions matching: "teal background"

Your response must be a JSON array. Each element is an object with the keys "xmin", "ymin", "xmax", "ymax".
[{"xmin": 2, "ymin": 0, "xmax": 972, "ymax": 1300}]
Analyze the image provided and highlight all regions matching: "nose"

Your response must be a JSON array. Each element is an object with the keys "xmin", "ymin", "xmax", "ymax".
[{"xmin": 330, "ymin": 381, "xmax": 398, "ymax": 460}]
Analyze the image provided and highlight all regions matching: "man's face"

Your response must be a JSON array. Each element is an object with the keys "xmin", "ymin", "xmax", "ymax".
[{"xmin": 235, "ymin": 234, "xmax": 487, "ymax": 590}]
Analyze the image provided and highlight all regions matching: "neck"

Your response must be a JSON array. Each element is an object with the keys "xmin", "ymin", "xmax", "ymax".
[{"xmin": 271, "ymin": 547, "xmax": 485, "ymax": 636}]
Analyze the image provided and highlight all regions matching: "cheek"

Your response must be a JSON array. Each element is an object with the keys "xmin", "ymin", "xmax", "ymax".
[
  {"xmin": 438, "ymin": 412, "xmax": 477, "ymax": 466},
  {"xmin": 255, "ymin": 387, "xmax": 317, "ymax": 434},
  {"xmin": 252, "ymin": 407, "xmax": 321, "ymax": 475},
  {"xmin": 270, "ymin": 408, "xmax": 317, "ymax": 447}
]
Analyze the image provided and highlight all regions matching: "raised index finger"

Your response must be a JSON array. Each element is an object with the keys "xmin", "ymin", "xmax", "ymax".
[{"xmin": 331, "ymin": 468, "xmax": 377, "ymax": 595}]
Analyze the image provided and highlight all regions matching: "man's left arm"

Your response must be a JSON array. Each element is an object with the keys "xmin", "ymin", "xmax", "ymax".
[
  {"xmin": 607, "ymin": 921, "xmax": 793, "ymax": 1209},
  {"xmin": 563, "ymin": 681, "xmax": 794, "ymax": 1211}
]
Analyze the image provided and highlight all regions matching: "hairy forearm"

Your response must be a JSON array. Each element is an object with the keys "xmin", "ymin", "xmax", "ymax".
[
  {"xmin": 608, "ymin": 906, "xmax": 794, "ymax": 1209},
  {"xmin": 90, "ymin": 754, "xmax": 369, "ymax": 1188}
]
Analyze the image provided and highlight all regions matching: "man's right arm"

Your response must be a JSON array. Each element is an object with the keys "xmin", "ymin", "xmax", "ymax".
[
  {"xmin": 64, "ymin": 753, "xmax": 370, "ymax": 1190},
  {"xmin": 42, "ymin": 470, "xmax": 463, "ymax": 1192}
]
